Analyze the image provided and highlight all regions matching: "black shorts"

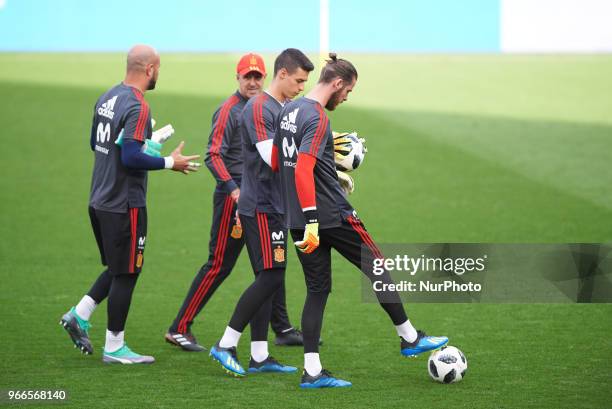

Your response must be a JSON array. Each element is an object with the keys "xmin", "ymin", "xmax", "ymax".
[
  {"xmin": 89, "ymin": 206, "xmax": 147, "ymax": 276},
  {"xmin": 290, "ymin": 215, "xmax": 383, "ymax": 293},
  {"xmin": 240, "ymin": 212, "xmax": 287, "ymax": 273}
]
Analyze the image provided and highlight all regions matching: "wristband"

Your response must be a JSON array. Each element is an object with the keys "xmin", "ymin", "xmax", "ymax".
[{"xmin": 303, "ymin": 209, "xmax": 319, "ymax": 224}]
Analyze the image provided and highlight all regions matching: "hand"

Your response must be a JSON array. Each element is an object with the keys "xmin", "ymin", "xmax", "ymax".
[
  {"xmin": 170, "ymin": 141, "xmax": 200, "ymax": 174},
  {"xmin": 295, "ymin": 222, "xmax": 319, "ymax": 254},
  {"xmin": 230, "ymin": 188, "xmax": 240, "ymax": 203},
  {"xmin": 337, "ymin": 170, "xmax": 354, "ymax": 195}
]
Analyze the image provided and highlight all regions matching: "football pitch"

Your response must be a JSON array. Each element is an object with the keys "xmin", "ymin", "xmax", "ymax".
[{"xmin": 1, "ymin": 53, "xmax": 611, "ymax": 408}]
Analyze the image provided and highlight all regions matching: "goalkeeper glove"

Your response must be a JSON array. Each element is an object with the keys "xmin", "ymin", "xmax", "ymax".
[
  {"xmin": 115, "ymin": 129, "xmax": 162, "ymax": 157},
  {"xmin": 295, "ymin": 211, "xmax": 320, "ymax": 254},
  {"xmin": 151, "ymin": 124, "xmax": 175, "ymax": 144},
  {"xmin": 337, "ymin": 170, "xmax": 354, "ymax": 195},
  {"xmin": 115, "ymin": 123, "xmax": 175, "ymax": 157},
  {"xmin": 142, "ymin": 139, "xmax": 162, "ymax": 157}
]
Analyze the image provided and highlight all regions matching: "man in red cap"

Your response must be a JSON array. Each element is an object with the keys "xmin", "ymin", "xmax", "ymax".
[{"xmin": 165, "ymin": 53, "xmax": 303, "ymax": 351}]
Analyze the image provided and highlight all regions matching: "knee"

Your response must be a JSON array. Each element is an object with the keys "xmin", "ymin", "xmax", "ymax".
[
  {"xmin": 306, "ymin": 277, "xmax": 332, "ymax": 294},
  {"xmin": 216, "ymin": 266, "xmax": 233, "ymax": 282},
  {"xmin": 259, "ymin": 268, "xmax": 285, "ymax": 288},
  {"xmin": 111, "ymin": 273, "xmax": 139, "ymax": 293}
]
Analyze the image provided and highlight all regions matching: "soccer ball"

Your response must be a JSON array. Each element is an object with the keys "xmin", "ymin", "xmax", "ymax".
[
  {"xmin": 334, "ymin": 131, "xmax": 366, "ymax": 172},
  {"xmin": 427, "ymin": 346, "xmax": 467, "ymax": 384}
]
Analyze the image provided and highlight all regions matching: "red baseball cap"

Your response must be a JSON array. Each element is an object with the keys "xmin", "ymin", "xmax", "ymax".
[{"xmin": 236, "ymin": 53, "xmax": 266, "ymax": 76}]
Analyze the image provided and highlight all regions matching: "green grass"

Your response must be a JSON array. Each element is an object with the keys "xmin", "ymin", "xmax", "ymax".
[{"xmin": 1, "ymin": 53, "xmax": 611, "ymax": 408}]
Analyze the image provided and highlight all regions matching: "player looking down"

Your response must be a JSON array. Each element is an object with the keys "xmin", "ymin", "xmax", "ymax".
[
  {"xmin": 209, "ymin": 49, "xmax": 314, "ymax": 376},
  {"xmin": 275, "ymin": 53, "xmax": 449, "ymax": 388},
  {"xmin": 165, "ymin": 53, "xmax": 303, "ymax": 352}
]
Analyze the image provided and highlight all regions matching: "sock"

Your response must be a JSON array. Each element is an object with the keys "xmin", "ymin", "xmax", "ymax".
[
  {"xmin": 396, "ymin": 319, "xmax": 417, "ymax": 343},
  {"xmin": 219, "ymin": 326, "xmax": 242, "ymax": 348},
  {"xmin": 75, "ymin": 295, "xmax": 97, "ymax": 321},
  {"xmin": 251, "ymin": 341, "xmax": 269, "ymax": 363},
  {"xmin": 304, "ymin": 352, "xmax": 322, "ymax": 377},
  {"xmin": 281, "ymin": 327, "xmax": 294, "ymax": 334},
  {"xmin": 105, "ymin": 330, "xmax": 124, "ymax": 353}
]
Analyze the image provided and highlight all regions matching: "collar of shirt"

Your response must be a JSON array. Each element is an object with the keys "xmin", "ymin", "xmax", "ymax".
[{"xmin": 264, "ymin": 90, "xmax": 285, "ymax": 107}]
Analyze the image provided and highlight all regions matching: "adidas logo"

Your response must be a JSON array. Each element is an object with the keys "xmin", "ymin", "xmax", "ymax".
[
  {"xmin": 225, "ymin": 356, "xmax": 241, "ymax": 371},
  {"xmin": 280, "ymin": 107, "xmax": 299, "ymax": 133},
  {"xmin": 172, "ymin": 334, "xmax": 191, "ymax": 346},
  {"xmin": 98, "ymin": 95, "xmax": 117, "ymax": 120}
]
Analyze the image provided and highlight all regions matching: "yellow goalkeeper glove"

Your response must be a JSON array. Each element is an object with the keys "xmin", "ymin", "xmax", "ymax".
[{"xmin": 295, "ymin": 222, "xmax": 319, "ymax": 254}]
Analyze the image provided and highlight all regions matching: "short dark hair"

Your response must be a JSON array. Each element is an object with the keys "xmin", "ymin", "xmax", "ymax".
[
  {"xmin": 273, "ymin": 48, "xmax": 314, "ymax": 76},
  {"xmin": 318, "ymin": 53, "xmax": 357, "ymax": 84}
]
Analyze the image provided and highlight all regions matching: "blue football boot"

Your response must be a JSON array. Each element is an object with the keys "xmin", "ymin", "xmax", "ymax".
[
  {"xmin": 300, "ymin": 369, "xmax": 352, "ymax": 388},
  {"xmin": 401, "ymin": 330, "xmax": 448, "ymax": 357},
  {"xmin": 248, "ymin": 356, "xmax": 297, "ymax": 373},
  {"xmin": 209, "ymin": 342, "xmax": 246, "ymax": 377}
]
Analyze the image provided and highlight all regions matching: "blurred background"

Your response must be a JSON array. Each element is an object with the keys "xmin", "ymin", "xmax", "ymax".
[
  {"xmin": 1, "ymin": 0, "xmax": 611, "ymax": 53},
  {"xmin": 1, "ymin": 1, "xmax": 611, "ymax": 408}
]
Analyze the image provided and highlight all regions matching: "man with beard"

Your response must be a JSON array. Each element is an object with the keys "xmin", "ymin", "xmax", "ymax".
[
  {"xmin": 274, "ymin": 53, "xmax": 449, "ymax": 387},
  {"xmin": 165, "ymin": 53, "xmax": 303, "ymax": 351},
  {"xmin": 60, "ymin": 44, "xmax": 200, "ymax": 364}
]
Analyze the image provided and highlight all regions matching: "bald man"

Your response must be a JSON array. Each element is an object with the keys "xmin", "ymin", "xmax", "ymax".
[{"xmin": 59, "ymin": 44, "xmax": 199, "ymax": 364}]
